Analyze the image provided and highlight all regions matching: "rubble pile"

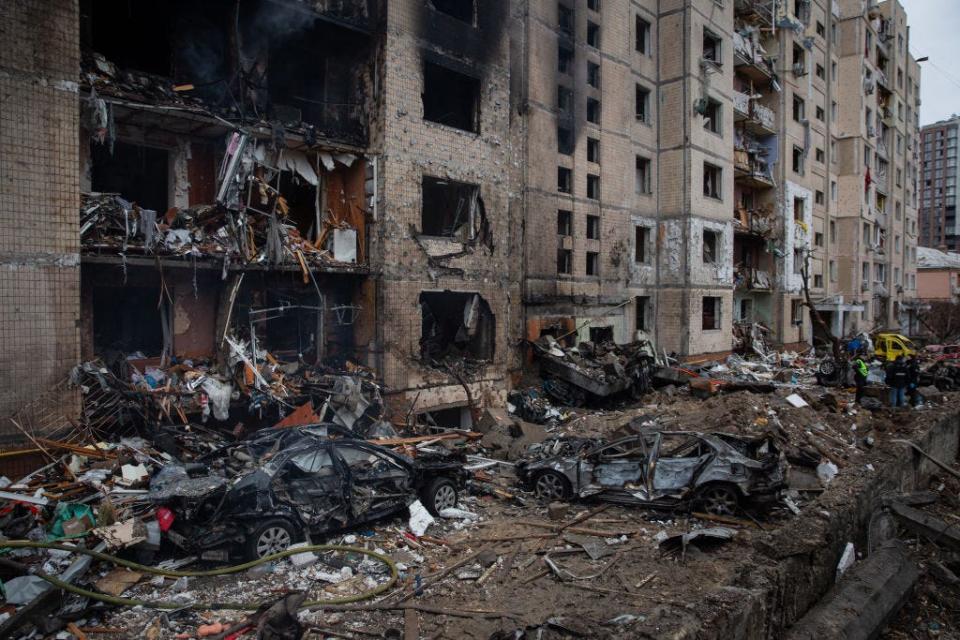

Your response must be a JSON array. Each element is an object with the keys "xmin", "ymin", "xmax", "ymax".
[{"xmin": 531, "ymin": 337, "xmax": 658, "ymax": 406}]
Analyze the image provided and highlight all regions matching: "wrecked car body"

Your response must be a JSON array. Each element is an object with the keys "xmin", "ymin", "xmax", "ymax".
[
  {"xmin": 516, "ymin": 431, "xmax": 785, "ymax": 515},
  {"xmin": 149, "ymin": 430, "xmax": 467, "ymax": 560}
]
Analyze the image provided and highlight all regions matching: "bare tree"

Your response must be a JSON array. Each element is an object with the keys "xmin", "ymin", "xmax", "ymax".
[
  {"xmin": 916, "ymin": 299, "xmax": 960, "ymax": 344},
  {"xmin": 799, "ymin": 248, "xmax": 844, "ymax": 361}
]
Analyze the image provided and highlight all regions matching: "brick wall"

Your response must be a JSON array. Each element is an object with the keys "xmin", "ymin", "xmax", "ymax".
[{"xmin": 0, "ymin": 0, "xmax": 81, "ymax": 442}]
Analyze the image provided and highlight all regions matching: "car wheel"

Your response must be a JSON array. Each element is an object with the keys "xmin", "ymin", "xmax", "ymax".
[
  {"xmin": 534, "ymin": 470, "xmax": 571, "ymax": 501},
  {"xmin": 421, "ymin": 478, "xmax": 458, "ymax": 516},
  {"xmin": 246, "ymin": 519, "xmax": 296, "ymax": 561},
  {"xmin": 695, "ymin": 484, "xmax": 740, "ymax": 516}
]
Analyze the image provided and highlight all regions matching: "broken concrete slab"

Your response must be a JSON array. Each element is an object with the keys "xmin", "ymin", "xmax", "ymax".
[
  {"xmin": 886, "ymin": 500, "xmax": 960, "ymax": 550},
  {"xmin": 784, "ymin": 543, "xmax": 918, "ymax": 640}
]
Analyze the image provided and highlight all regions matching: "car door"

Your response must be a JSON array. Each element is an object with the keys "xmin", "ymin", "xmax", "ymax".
[
  {"xmin": 333, "ymin": 443, "xmax": 413, "ymax": 522},
  {"xmin": 876, "ymin": 337, "xmax": 888, "ymax": 360},
  {"xmin": 650, "ymin": 434, "xmax": 713, "ymax": 493},
  {"xmin": 588, "ymin": 437, "xmax": 648, "ymax": 488},
  {"xmin": 273, "ymin": 444, "xmax": 349, "ymax": 531}
]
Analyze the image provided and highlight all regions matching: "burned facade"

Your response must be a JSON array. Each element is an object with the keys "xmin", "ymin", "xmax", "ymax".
[{"xmin": 0, "ymin": 0, "xmax": 923, "ymax": 443}]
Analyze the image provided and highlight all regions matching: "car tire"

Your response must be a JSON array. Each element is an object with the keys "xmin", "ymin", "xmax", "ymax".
[
  {"xmin": 695, "ymin": 484, "xmax": 740, "ymax": 517},
  {"xmin": 421, "ymin": 477, "xmax": 459, "ymax": 516},
  {"xmin": 245, "ymin": 519, "xmax": 297, "ymax": 561},
  {"xmin": 533, "ymin": 470, "xmax": 572, "ymax": 502}
]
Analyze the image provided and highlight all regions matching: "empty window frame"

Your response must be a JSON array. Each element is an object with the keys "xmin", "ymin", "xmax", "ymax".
[
  {"xmin": 793, "ymin": 94, "xmax": 805, "ymax": 122},
  {"xmin": 792, "ymin": 145, "xmax": 805, "ymax": 175},
  {"xmin": 423, "ymin": 61, "xmax": 480, "ymax": 133},
  {"xmin": 557, "ymin": 86, "xmax": 574, "ymax": 114},
  {"xmin": 815, "ymin": 147, "xmax": 824, "ymax": 163},
  {"xmin": 419, "ymin": 292, "xmax": 495, "ymax": 360},
  {"xmin": 557, "ymin": 209, "xmax": 573, "ymax": 235},
  {"xmin": 703, "ymin": 162, "xmax": 721, "ymax": 199},
  {"xmin": 587, "ymin": 137, "xmax": 600, "ymax": 163},
  {"xmin": 421, "ymin": 176, "xmax": 481, "ymax": 238},
  {"xmin": 586, "ymin": 214, "xmax": 600, "ymax": 239},
  {"xmin": 635, "ymin": 296, "xmax": 650, "ymax": 331},
  {"xmin": 814, "ymin": 231, "xmax": 824, "ymax": 247},
  {"xmin": 586, "ymin": 251, "xmax": 600, "ymax": 275},
  {"xmin": 587, "ymin": 61, "xmax": 601, "ymax": 88},
  {"xmin": 587, "ymin": 98, "xmax": 601, "ymax": 124},
  {"xmin": 815, "ymin": 190, "xmax": 824, "ymax": 205},
  {"xmin": 702, "ymin": 229, "xmax": 718, "ymax": 263},
  {"xmin": 90, "ymin": 141, "xmax": 170, "ymax": 212},
  {"xmin": 702, "ymin": 296, "xmax": 721, "ymax": 330},
  {"xmin": 558, "ymin": 4, "xmax": 574, "ymax": 35},
  {"xmin": 587, "ymin": 22, "xmax": 600, "ymax": 48},
  {"xmin": 793, "ymin": 196, "xmax": 805, "ymax": 221},
  {"xmin": 814, "ymin": 274, "xmax": 823, "ymax": 288},
  {"xmin": 793, "ymin": 248, "xmax": 804, "ymax": 274},
  {"xmin": 636, "ymin": 16, "xmax": 650, "ymax": 54},
  {"xmin": 702, "ymin": 29, "xmax": 721, "ymax": 65},
  {"xmin": 703, "ymin": 98, "xmax": 721, "ymax": 134},
  {"xmin": 635, "ymin": 84, "xmax": 650, "ymax": 122},
  {"xmin": 558, "ymin": 126, "xmax": 574, "ymax": 155},
  {"xmin": 792, "ymin": 43, "xmax": 805, "ymax": 71},
  {"xmin": 92, "ymin": 285, "xmax": 165, "ymax": 356},
  {"xmin": 587, "ymin": 174, "xmax": 600, "ymax": 199},
  {"xmin": 635, "ymin": 156, "xmax": 652, "ymax": 194},
  {"xmin": 558, "ymin": 46, "xmax": 574, "ymax": 74},
  {"xmin": 558, "ymin": 248, "xmax": 573, "ymax": 274},
  {"xmin": 815, "ymin": 105, "xmax": 825, "ymax": 121},
  {"xmin": 635, "ymin": 225, "xmax": 650, "ymax": 263},
  {"xmin": 431, "ymin": 0, "xmax": 475, "ymax": 24},
  {"xmin": 558, "ymin": 166, "xmax": 572, "ymax": 193},
  {"xmin": 587, "ymin": 0, "xmax": 600, "ymax": 11},
  {"xmin": 791, "ymin": 299, "xmax": 804, "ymax": 324},
  {"xmin": 815, "ymin": 63, "xmax": 825, "ymax": 79}
]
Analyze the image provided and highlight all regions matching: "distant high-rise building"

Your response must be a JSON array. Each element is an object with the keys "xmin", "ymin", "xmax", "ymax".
[{"xmin": 918, "ymin": 115, "xmax": 960, "ymax": 252}]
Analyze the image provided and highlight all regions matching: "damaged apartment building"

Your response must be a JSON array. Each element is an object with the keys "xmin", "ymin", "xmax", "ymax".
[
  {"xmin": 522, "ymin": 0, "xmax": 920, "ymax": 358},
  {"xmin": 0, "ymin": 0, "xmax": 522, "ymax": 441},
  {"xmin": 0, "ymin": 0, "xmax": 921, "ymax": 440}
]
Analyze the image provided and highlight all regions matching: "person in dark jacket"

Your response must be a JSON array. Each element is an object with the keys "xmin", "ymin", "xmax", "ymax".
[
  {"xmin": 906, "ymin": 355, "xmax": 921, "ymax": 406},
  {"xmin": 853, "ymin": 352, "xmax": 869, "ymax": 404},
  {"xmin": 885, "ymin": 355, "xmax": 908, "ymax": 407}
]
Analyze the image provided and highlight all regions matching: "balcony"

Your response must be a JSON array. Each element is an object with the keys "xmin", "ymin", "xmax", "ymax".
[
  {"xmin": 733, "ymin": 206, "xmax": 775, "ymax": 236},
  {"xmin": 734, "ymin": 152, "xmax": 775, "ymax": 189},
  {"xmin": 734, "ymin": 98, "xmax": 776, "ymax": 137},
  {"xmin": 734, "ymin": 0, "xmax": 775, "ymax": 27},
  {"xmin": 735, "ymin": 267, "xmax": 772, "ymax": 292},
  {"xmin": 734, "ymin": 33, "xmax": 775, "ymax": 84}
]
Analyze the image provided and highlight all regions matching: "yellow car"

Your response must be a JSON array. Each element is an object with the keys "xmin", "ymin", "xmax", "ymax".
[{"xmin": 874, "ymin": 333, "xmax": 917, "ymax": 361}]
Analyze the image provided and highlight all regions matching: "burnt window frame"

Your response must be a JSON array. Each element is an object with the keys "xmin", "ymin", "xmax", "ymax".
[
  {"xmin": 634, "ymin": 225, "xmax": 651, "ymax": 263},
  {"xmin": 558, "ymin": 126, "xmax": 574, "ymax": 155},
  {"xmin": 422, "ymin": 59, "xmax": 481, "ymax": 134},
  {"xmin": 420, "ymin": 175, "xmax": 482, "ymax": 239},
  {"xmin": 587, "ymin": 61, "xmax": 601, "ymax": 88},
  {"xmin": 558, "ymin": 248, "xmax": 573, "ymax": 274},
  {"xmin": 635, "ymin": 84, "xmax": 651, "ymax": 123},
  {"xmin": 702, "ymin": 97, "xmax": 722, "ymax": 135},
  {"xmin": 428, "ymin": 0, "xmax": 477, "ymax": 26},
  {"xmin": 702, "ymin": 228, "xmax": 719, "ymax": 264},
  {"xmin": 557, "ymin": 209, "xmax": 573, "ymax": 236},
  {"xmin": 586, "ymin": 22, "xmax": 601, "ymax": 48}
]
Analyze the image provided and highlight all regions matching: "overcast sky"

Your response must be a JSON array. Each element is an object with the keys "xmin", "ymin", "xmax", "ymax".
[{"xmin": 898, "ymin": 0, "xmax": 960, "ymax": 126}]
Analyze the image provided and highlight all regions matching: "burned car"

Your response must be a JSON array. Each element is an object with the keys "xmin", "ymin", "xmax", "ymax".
[
  {"xmin": 149, "ymin": 427, "xmax": 467, "ymax": 560},
  {"xmin": 515, "ymin": 431, "xmax": 785, "ymax": 515}
]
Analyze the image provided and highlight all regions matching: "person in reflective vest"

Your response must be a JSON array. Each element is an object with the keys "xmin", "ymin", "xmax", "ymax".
[{"xmin": 853, "ymin": 352, "xmax": 869, "ymax": 405}]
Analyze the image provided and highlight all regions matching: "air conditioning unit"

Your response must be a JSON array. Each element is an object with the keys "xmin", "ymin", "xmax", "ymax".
[{"xmin": 864, "ymin": 79, "xmax": 875, "ymax": 94}]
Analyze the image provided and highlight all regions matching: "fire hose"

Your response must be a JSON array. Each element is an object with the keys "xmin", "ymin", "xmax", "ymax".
[{"xmin": 0, "ymin": 540, "xmax": 398, "ymax": 610}]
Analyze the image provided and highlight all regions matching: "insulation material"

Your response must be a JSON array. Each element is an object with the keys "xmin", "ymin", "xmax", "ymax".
[{"xmin": 201, "ymin": 377, "xmax": 234, "ymax": 421}]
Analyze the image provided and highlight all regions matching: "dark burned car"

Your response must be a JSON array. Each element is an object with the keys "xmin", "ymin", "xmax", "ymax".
[
  {"xmin": 149, "ymin": 426, "xmax": 467, "ymax": 561},
  {"xmin": 515, "ymin": 431, "xmax": 785, "ymax": 515}
]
